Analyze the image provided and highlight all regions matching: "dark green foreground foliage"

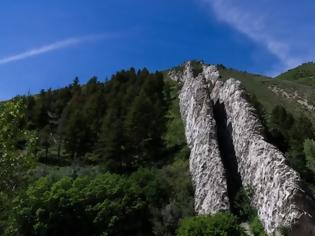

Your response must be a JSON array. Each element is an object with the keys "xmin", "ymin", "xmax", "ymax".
[
  {"xmin": 1, "ymin": 160, "xmax": 193, "ymax": 236},
  {"xmin": 6, "ymin": 173, "xmax": 150, "ymax": 235},
  {"xmin": 3, "ymin": 164, "xmax": 193, "ymax": 236}
]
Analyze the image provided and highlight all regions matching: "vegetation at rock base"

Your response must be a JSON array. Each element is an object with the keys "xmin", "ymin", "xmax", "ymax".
[{"xmin": 176, "ymin": 213, "xmax": 245, "ymax": 236}]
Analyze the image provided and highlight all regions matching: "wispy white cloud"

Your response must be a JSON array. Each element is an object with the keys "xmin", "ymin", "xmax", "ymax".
[
  {"xmin": 0, "ymin": 33, "xmax": 110, "ymax": 65},
  {"xmin": 200, "ymin": 0, "xmax": 315, "ymax": 75}
]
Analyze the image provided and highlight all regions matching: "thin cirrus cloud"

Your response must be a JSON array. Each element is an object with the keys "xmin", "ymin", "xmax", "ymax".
[
  {"xmin": 201, "ymin": 0, "xmax": 315, "ymax": 75},
  {"xmin": 0, "ymin": 33, "xmax": 112, "ymax": 66}
]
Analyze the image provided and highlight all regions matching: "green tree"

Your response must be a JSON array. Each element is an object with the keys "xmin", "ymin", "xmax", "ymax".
[
  {"xmin": 64, "ymin": 110, "xmax": 92, "ymax": 158},
  {"xmin": 96, "ymin": 108, "xmax": 128, "ymax": 173},
  {"xmin": 290, "ymin": 115, "xmax": 314, "ymax": 149},
  {"xmin": 39, "ymin": 125, "xmax": 51, "ymax": 162},
  {"xmin": 0, "ymin": 100, "xmax": 37, "ymax": 192},
  {"xmin": 270, "ymin": 105, "xmax": 295, "ymax": 131},
  {"xmin": 5, "ymin": 173, "xmax": 152, "ymax": 236},
  {"xmin": 269, "ymin": 105, "xmax": 295, "ymax": 152},
  {"xmin": 124, "ymin": 73, "xmax": 166, "ymax": 168},
  {"xmin": 33, "ymin": 89, "xmax": 50, "ymax": 129},
  {"xmin": 70, "ymin": 77, "xmax": 81, "ymax": 95}
]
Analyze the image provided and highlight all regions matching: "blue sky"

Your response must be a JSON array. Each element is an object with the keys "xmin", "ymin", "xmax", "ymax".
[{"xmin": 0, "ymin": 0, "xmax": 314, "ymax": 99}]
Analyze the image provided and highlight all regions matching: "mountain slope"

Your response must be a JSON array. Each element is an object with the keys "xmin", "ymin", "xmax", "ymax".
[
  {"xmin": 216, "ymin": 64, "xmax": 315, "ymax": 125},
  {"xmin": 276, "ymin": 62, "xmax": 315, "ymax": 87}
]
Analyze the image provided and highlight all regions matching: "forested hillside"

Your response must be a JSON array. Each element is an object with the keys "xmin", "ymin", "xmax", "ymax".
[
  {"xmin": 0, "ymin": 69, "xmax": 200, "ymax": 235},
  {"xmin": 0, "ymin": 62, "xmax": 314, "ymax": 235},
  {"xmin": 22, "ymin": 69, "xmax": 166, "ymax": 167}
]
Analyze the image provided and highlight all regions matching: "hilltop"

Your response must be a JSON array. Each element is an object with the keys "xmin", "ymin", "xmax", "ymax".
[{"xmin": 277, "ymin": 62, "xmax": 315, "ymax": 87}]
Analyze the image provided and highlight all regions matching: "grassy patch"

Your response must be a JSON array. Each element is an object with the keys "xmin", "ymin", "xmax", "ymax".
[{"xmin": 217, "ymin": 66, "xmax": 315, "ymax": 125}]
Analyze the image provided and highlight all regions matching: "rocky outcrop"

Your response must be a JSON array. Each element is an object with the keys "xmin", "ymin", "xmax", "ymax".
[
  {"xmin": 170, "ymin": 62, "xmax": 315, "ymax": 235},
  {"xmin": 170, "ymin": 63, "xmax": 230, "ymax": 214}
]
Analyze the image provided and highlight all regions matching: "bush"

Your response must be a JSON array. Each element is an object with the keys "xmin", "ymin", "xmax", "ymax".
[
  {"xmin": 4, "ymin": 173, "xmax": 152, "ymax": 236},
  {"xmin": 151, "ymin": 159, "xmax": 194, "ymax": 235},
  {"xmin": 3, "ymin": 161, "xmax": 194, "ymax": 236},
  {"xmin": 233, "ymin": 187, "xmax": 254, "ymax": 221},
  {"xmin": 250, "ymin": 216, "xmax": 267, "ymax": 236},
  {"xmin": 176, "ymin": 213, "xmax": 245, "ymax": 236},
  {"xmin": 0, "ymin": 100, "xmax": 37, "ymax": 192}
]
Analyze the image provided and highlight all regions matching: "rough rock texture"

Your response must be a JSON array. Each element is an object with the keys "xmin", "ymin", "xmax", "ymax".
[
  {"xmin": 170, "ymin": 62, "xmax": 230, "ymax": 214},
  {"xmin": 210, "ymin": 77, "xmax": 315, "ymax": 235},
  {"xmin": 170, "ymin": 61, "xmax": 315, "ymax": 235}
]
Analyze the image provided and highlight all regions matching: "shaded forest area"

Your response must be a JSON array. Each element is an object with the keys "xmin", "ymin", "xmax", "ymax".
[{"xmin": 22, "ymin": 69, "xmax": 168, "ymax": 172}]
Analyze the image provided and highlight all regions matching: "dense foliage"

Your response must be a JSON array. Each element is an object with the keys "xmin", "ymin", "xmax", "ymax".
[
  {"xmin": 21, "ymin": 69, "xmax": 167, "ymax": 173},
  {"xmin": 2, "ymin": 160, "xmax": 193, "ymax": 236},
  {"xmin": 0, "ymin": 69, "xmax": 195, "ymax": 235},
  {"xmin": 5, "ymin": 173, "xmax": 150, "ymax": 235},
  {"xmin": 0, "ymin": 100, "xmax": 37, "ymax": 192},
  {"xmin": 176, "ymin": 213, "xmax": 244, "ymax": 236}
]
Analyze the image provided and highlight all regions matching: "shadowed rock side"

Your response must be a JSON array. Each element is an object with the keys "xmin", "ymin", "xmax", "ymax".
[
  {"xmin": 169, "ymin": 61, "xmax": 315, "ymax": 235},
  {"xmin": 213, "ymin": 101, "xmax": 243, "ymax": 215},
  {"xmin": 170, "ymin": 63, "xmax": 230, "ymax": 214}
]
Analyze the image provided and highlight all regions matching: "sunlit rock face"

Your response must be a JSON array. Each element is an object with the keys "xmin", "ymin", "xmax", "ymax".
[
  {"xmin": 170, "ymin": 61, "xmax": 315, "ymax": 235},
  {"xmin": 169, "ymin": 62, "xmax": 230, "ymax": 214}
]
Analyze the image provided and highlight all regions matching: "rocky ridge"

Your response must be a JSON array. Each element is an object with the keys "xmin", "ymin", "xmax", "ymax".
[
  {"xmin": 169, "ymin": 62, "xmax": 315, "ymax": 235},
  {"xmin": 171, "ymin": 64, "xmax": 230, "ymax": 214}
]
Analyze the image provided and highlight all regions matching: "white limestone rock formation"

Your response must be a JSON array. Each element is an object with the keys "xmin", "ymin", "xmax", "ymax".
[
  {"xmin": 209, "ymin": 77, "xmax": 315, "ymax": 235},
  {"xmin": 170, "ymin": 61, "xmax": 315, "ymax": 235},
  {"xmin": 170, "ymin": 62, "xmax": 230, "ymax": 214}
]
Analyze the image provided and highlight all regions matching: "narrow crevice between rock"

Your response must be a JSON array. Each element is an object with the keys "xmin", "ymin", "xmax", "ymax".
[{"xmin": 213, "ymin": 101, "xmax": 243, "ymax": 215}]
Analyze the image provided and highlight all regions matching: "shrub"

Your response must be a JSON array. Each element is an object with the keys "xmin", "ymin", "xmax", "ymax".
[
  {"xmin": 4, "ymin": 173, "xmax": 152, "ymax": 236},
  {"xmin": 176, "ymin": 213, "xmax": 244, "ymax": 236},
  {"xmin": 250, "ymin": 216, "xmax": 267, "ymax": 236}
]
